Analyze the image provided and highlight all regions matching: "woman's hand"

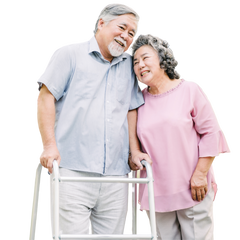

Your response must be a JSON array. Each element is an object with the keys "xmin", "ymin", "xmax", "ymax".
[
  {"xmin": 190, "ymin": 170, "xmax": 208, "ymax": 201},
  {"xmin": 190, "ymin": 156, "xmax": 214, "ymax": 201}
]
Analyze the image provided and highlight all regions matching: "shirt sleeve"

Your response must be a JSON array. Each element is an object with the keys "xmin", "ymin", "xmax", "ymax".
[
  {"xmin": 129, "ymin": 68, "xmax": 144, "ymax": 110},
  {"xmin": 191, "ymin": 84, "xmax": 230, "ymax": 157},
  {"xmin": 37, "ymin": 46, "xmax": 73, "ymax": 101}
]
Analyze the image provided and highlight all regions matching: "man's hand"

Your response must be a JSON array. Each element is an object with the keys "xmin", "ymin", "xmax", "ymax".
[
  {"xmin": 40, "ymin": 145, "xmax": 61, "ymax": 174},
  {"xmin": 130, "ymin": 150, "xmax": 152, "ymax": 171},
  {"xmin": 190, "ymin": 170, "xmax": 208, "ymax": 201},
  {"xmin": 128, "ymin": 154, "xmax": 139, "ymax": 171}
]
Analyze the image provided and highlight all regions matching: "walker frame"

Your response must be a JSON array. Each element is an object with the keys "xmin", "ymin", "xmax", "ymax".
[{"xmin": 29, "ymin": 160, "xmax": 157, "ymax": 240}]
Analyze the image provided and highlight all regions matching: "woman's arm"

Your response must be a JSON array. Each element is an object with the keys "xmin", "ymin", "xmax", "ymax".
[
  {"xmin": 191, "ymin": 156, "xmax": 215, "ymax": 201},
  {"xmin": 190, "ymin": 84, "xmax": 229, "ymax": 201}
]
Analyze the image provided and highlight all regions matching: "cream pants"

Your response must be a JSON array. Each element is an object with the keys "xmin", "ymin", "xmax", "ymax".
[
  {"xmin": 147, "ymin": 187, "xmax": 214, "ymax": 240},
  {"xmin": 50, "ymin": 167, "xmax": 128, "ymax": 238}
]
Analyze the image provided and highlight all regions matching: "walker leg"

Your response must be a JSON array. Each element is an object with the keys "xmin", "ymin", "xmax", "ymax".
[
  {"xmin": 132, "ymin": 172, "xmax": 140, "ymax": 234},
  {"xmin": 27, "ymin": 161, "xmax": 44, "ymax": 240}
]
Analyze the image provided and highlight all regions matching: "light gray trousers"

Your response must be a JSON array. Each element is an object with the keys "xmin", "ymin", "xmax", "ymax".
[
  {"xmin": 50, "ymin": 167, "xmax": 128, "ymax": 237},
  {"xmin": 147, "ymin": 188, "xmax": 214, "ymax": 240}
]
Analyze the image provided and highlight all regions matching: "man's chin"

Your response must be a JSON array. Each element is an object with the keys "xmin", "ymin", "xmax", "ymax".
[
  {"xmin": 110, "ymin": 48, "xmax": 125, "ymax": 57},
  {"xmin": 108, "ymin": 42, "xmax": 125, "ymax": 57}
]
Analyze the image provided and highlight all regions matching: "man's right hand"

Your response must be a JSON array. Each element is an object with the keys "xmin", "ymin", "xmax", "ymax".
[{"xmin": 40, "ymin": 145, "xmax": 61, "ymax": 174}]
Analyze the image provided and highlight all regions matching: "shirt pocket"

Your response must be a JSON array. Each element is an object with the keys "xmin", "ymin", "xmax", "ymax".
[
  {"xmin": 116, "ymin": 77, "xmax": 131, "ymax": 105},
  {"xmin": 74, "ymin": 68, "xmax": 97, "ymax": 99}
]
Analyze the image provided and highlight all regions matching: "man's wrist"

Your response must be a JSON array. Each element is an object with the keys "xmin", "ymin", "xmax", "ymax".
[{"xmin": 130, "ymin": 149, "xmax": 142, "ymax": 156}]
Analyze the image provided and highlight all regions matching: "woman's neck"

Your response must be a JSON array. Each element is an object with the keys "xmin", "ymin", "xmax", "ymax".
[{"xmin": 148, "ymin": 74, "xmax": 174, "ymax": 95}]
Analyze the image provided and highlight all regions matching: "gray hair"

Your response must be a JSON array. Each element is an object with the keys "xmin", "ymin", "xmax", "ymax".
[
  {"xmin": 94, "ymin": 4, "xmax": 139, "ymax": 34},
  {"xmin": 132, "ymin": 34, "xmax": 180, "ymax": 80}
]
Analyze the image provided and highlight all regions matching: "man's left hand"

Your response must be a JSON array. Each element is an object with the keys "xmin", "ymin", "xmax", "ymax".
[
  {"xmin": 129, "ymin": 150, "xmax": 152, "ymax": 170},
  {"xmin": 190, "ymin": 170, "xmax": 208, "ymax": 202},
  {"xmin": 128, "ymin": 155, "xmax": 139, "ymax": 171}
]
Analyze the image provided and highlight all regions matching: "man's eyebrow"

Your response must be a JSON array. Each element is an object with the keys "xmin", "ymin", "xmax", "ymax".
[
  {"xmin": 119, "ymin": 22, "xmax": 136, "ymax": 33},
  {"xmin": 134, "ymin": 53, "xmax": 148, "ymax": 62}
]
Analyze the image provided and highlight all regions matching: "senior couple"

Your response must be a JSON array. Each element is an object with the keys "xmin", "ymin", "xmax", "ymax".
[{"xmin": 37, "ymin": 4, "xmax": 229, "ymax": 240}]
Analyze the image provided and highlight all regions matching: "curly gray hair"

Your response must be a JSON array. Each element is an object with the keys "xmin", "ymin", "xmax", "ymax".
[
  {"xmin": 132, "ymin": 34, "xmax": 180, "ymax": 80},
  {"xmin": 94, "ymin": 4, "xmax": 139, "ymax": 35}
]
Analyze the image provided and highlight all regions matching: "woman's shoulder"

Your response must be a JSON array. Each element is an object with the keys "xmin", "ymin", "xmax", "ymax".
[
  {"xmin": 182, "ymin": 79, "xmax": 199, "ymax": 88},
  {"xmin": 182, "ymin": 79, "xmax": 204, "ymax": 93},
  {"xmin": 182, "ymin": 79, "xmax": 208, "ymax": 101}
]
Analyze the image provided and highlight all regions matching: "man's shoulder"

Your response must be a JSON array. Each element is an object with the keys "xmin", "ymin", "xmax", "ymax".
[
  {"xmin": 58, "ymin": 41, "xmax": 88, "ymax": 53},
  {"xmin": 121, "ymin": 52, "xmax": 133, "ymax": 68},
  {"xmin": 122, "ymin": 52, "xmax": 132, "ymax": 61}
]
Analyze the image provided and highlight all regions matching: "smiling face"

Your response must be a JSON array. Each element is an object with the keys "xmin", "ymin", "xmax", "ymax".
[
  {"xmin": 133, "ymin": 45, "xmax": 165, "ymax": 86},
  {"xmin": 96, "ymin": 14, "xmax": 137, "ymax": 61}
]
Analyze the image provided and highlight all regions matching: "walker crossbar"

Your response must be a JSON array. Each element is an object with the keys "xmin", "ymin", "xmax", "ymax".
[
  {"xmin": 58, "ymin": 177, "xmax": 150, "ymax": 183},
  {"xmin": 59, "ymin": 234, "xmax": 152, "ymax": 239},
  {"xmin": 53, "ymin": 160, "xmax": 157, "ymax": 240}
]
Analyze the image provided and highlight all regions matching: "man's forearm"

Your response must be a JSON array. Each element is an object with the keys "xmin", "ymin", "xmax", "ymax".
[
  {"xmin": 37, "ymin": 85, "xmax": 56, "ymax": 148},
  {"xmin": 127, "ymin": 109, "xmax": 141, "ymax": 154},
  {"xmin": 127, "ymin": 109, "xmax": 152, "ymax": 169}
]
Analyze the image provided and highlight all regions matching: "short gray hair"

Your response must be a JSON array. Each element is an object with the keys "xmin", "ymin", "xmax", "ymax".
[
  {"xmin": 132, "ymin": 34, "xmax": 180, "ymax": 80},
  {"xmin": 94, "ymin": 4, "xmax": 139, "ymax": 34}
]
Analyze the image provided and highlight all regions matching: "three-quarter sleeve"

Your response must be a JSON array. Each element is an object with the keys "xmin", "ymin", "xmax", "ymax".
[{"xmin": 191, "ymin": 85, "xmax": 230, "ymax": 157}]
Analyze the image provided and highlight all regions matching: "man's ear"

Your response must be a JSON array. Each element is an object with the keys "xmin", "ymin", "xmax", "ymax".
[{"xmin": 98, "ymin": 18, "xmax": 105, "ymax": 30}]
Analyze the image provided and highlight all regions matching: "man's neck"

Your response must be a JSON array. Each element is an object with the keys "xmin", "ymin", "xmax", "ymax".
[{"xmin": 95, "ymin": 34, "xmax": 114, "ymax": 62}]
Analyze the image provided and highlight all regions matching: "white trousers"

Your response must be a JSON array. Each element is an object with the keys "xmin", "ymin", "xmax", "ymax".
[
  {"xmin": 146, "ymin": 188, "xmax": 214, "ymax": 240},
  {"xmin": 50, "ymin": 167, "xmax": 128, "ymax": 237}
]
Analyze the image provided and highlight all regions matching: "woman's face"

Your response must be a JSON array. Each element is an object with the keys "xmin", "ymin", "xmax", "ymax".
[{"xmin": 133, "ymin": 45, "xmax": 164, "ymax": 86}]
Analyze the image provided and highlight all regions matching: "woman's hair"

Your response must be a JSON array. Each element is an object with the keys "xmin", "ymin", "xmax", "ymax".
[
  {"xmin": 93, "ymin": 4, "xmax": 139, "ymax": 34},
  {"xmin": 132, "ymin": 34, "xmax": 180, "ymax": 79}
]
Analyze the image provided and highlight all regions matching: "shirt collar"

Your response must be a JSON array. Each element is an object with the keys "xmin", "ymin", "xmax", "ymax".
[{"xmin": 88, "ymin": 36, "xmax": 128, "ymax": 63}]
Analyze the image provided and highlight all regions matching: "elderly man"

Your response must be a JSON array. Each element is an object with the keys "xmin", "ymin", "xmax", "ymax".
[{"xmin": 37, "ymin": 3, "xmax": 150, "ymax": 236}]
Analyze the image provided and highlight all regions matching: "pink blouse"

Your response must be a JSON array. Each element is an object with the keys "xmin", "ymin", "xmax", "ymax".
[{"xmin": 138, "ymin": 80, "xmax": 229, "ymax": 212}]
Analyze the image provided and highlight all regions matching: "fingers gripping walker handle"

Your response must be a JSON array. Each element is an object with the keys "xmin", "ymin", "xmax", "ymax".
[{"xmin": 140, "ymin": 159, "xmax": 149, "ymax": 169}]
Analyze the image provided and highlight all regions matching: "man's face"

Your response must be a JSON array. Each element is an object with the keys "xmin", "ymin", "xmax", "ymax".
[{"xmin": 97, "ymin": 14, "xmax": 137, "ymax": 61}]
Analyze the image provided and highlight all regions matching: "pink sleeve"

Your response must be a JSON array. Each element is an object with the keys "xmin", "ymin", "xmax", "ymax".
[{"xmin": 191, "ymin": 85, "xmax": 230, "ymax": 157}]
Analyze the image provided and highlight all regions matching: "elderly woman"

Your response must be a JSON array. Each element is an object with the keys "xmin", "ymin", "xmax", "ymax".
[{"xmin": 130, "ymin": 34, "xmax": 230, "ymax": 240}]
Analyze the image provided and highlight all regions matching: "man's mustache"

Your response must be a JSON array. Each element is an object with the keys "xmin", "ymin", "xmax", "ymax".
[{"xmin": 114, "ymin": 37, "xmax": 127, "ymax": 47}]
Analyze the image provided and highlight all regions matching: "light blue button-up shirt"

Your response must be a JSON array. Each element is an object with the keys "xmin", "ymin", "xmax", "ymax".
[{"xmin": 38, "ymin": 37, "xmax": 144, "ymax": 175}]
